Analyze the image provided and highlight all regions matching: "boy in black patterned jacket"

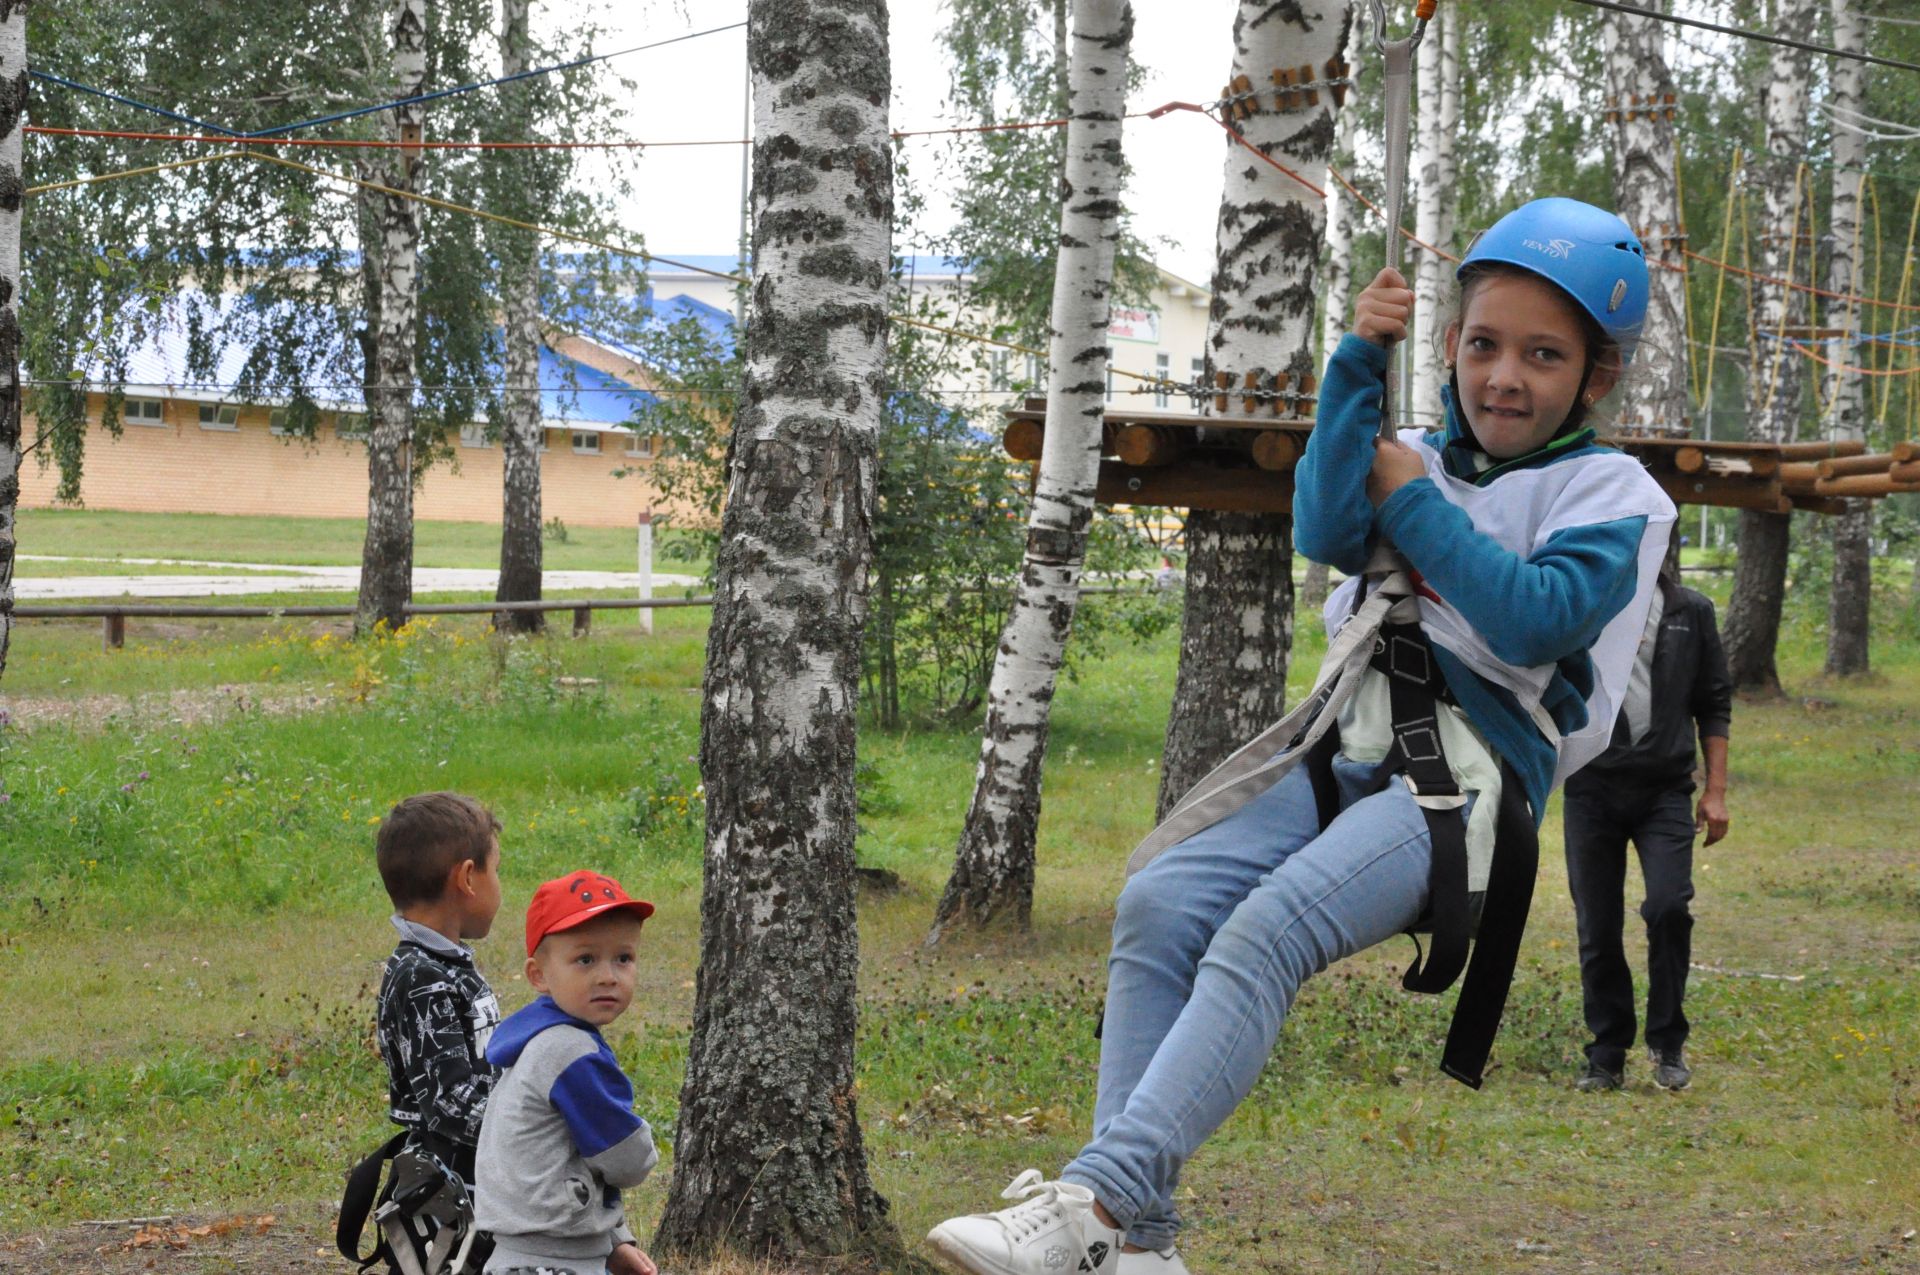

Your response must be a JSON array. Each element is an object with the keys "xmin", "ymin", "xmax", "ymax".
[{"xmin": 375, "ymin": 792, "xmax": 506, "ymax": 1188}]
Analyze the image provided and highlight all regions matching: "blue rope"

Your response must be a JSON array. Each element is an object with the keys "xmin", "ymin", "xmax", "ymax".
[
  {"xmin": 30, "ymin": 20, "xmax": 745, "ymax": 142},
  {"xmin": 28, "ymin": 69, "xmax": 240, "ymax": 136}
]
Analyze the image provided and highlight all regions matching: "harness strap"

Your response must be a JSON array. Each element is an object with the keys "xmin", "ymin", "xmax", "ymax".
[
  {"xmin": 1437, "ymin": 759, "xmax": 1539, "ymax": 1089},
  {"xmin": 337, "ymin": 1132, "xmax": 408, "ymax": 1270}
]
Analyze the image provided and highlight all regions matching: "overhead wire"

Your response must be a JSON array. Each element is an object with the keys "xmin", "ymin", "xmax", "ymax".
[{"xmin": 1559, "ymin": 0, "xmax": 1920, "ymax": 76}]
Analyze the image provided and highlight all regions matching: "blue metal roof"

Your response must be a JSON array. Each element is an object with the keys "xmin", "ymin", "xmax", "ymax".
[{"xmin": 80, "ymin": 291, "xmax": 658, "ymax": 427}]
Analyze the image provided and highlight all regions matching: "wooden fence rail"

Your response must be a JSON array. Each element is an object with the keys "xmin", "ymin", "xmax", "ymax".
[{"xmin": 11, "ymin": 595, "xmax": 717, "ymax": 650}]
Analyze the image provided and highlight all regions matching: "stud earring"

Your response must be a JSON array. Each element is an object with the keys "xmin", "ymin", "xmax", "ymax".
[{"xmin": 1582, "ymin": 393, "xmax": 1595, "ymax": 406}]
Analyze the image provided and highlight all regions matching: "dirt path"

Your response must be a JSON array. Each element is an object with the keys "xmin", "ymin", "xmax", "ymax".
[{"xmin": 0, "ymin": 683, "xmax": 334, "ymax": 734}]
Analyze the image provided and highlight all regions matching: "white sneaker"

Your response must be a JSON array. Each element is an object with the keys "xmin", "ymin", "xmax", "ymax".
[
  {"xmin": 928, "ymin": 1169, "xmax": 1125, "ymax": 1275},
  {"xmin": 1116, "ymin": 1247, "xmax": 1192, "ymax": 1275}
]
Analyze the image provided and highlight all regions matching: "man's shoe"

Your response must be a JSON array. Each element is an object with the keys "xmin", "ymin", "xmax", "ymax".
[
  {"xmin": 1574, "ymin": 1060, "xmax": 1624, "ymax": 1092},
  {"xmin": 1117, "ymin": 1246, "xmax": 1193, "ymax": 1274},
  {"xmin": 1650, "ymin": 1047, "xmax": 1692, "ymax": 1091},
  {"xmin": 928, "ymin": 1170, "xmax": 1125, "ymax": 1275}
]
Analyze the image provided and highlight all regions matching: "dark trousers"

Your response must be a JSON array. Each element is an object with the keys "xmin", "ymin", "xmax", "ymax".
[{"xmin": 1562, "ymin": 777, "xmax": 1696, "ymax": 1070}]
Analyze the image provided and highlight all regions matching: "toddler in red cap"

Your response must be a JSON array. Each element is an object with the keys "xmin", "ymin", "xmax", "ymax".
[{"xmin": 473, "ymin": 872, "xmax": 659, "ymax": 1275}]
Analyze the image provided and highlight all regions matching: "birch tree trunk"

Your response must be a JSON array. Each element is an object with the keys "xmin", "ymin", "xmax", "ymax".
[
  {"xmin": 653, "ymin": 0, "xmax": 894, "ymax": 1261},
  {"xmin": 357, "ymin": 0, "xmax": 427, "ymax": 636},
  {"xmin": 1604, "ymin": 2, "xmax": 1689, "ymax": 438},
  {"xmin": 1410, "ymin": 3, "xmax": 1457, "ymax": 424},
  {"xmin": 1823, "ymin": 0, "xmax": 1870, "ymax": 677},
  {"xmin": 929, "ymin": 0, "xmax": 1134, "ymax": 941},
  {"xmin": 493, "ymin": 0, "xmax": 544, "ymax": 634},
  {"xmin": 0, "ymin": 2, "xmax": 23, "ymax": 687},
  {"xmin": 1157, "ymin": 0, "xmax": 1348, "ymax": 819},
  {"xmin": 1320, "ymin": 14, "xmax": 1362, "ymax": 366},
  {"xmin": 1724, "ymin": 0, "xmax": 1814, "ymax": 696}
]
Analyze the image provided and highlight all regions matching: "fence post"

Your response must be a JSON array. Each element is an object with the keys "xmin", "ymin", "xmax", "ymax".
[
  {"xmin": 572, "ymin": 606, "xmax": 591, "ymax": 638},
  {"xmin": 102, "ymin": 614, "xmax": 125, "ymax": 651},
  {"xmin": 637, "ymin": 509, "xmax": 654, "ymax": 636}
]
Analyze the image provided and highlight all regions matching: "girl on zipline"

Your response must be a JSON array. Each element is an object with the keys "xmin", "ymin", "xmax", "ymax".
[{"xmin": 927, "ymin": 197, "xmax": 1677, "ymax": 1275}]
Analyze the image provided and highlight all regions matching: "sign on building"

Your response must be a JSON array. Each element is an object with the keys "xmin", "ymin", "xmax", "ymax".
[{"xmin": 1109, "ymin": 305, "xmax": 1162, "ymax": 344}]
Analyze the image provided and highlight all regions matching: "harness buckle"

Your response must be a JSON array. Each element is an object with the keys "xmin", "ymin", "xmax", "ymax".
[{"xmin": 1403, "ymin": 773, "xmax": 1467, "ymax": 810}]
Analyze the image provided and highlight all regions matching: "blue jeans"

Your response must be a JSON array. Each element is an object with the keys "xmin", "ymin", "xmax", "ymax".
[{"xmin": 1062, "ymin": 754, "xmax": 1443, "ymax": 1251}]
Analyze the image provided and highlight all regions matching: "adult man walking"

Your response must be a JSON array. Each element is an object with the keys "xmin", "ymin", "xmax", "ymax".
[{"xmin": 1564, "ymin": 560, "xmax": 1731, "ymax": 1092}]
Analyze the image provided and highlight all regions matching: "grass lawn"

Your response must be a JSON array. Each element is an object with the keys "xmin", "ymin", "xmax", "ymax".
[
  {"xmin": 14, "ymin": 507, "xmax": 712, "ymax": 576},
  {"xmin": 1, "ymin": 581, "xmax": 1917, "ymax": 1273}
]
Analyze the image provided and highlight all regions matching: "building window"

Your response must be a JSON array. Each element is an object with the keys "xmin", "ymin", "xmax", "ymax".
[
  {"xmin": 336, "ymin": 412, "xmax": 368, "ymax": 440},
  {"xmin": 624, "ymin": 432, "xmax": 654, "ymax": 458},
  {"xmin": 124, "ymin": 398, "xmax": 166, "ymax": 427},
  {"xmin": 1191, "ymin": 356, "xmax": 1206, "ymax": 411},
  {"xmin": 571, "ymin": 430, "xmax": 601, "ymax": 454},
  {"xmin": 268, "ymin": 409, "xmax": 294, "ymax": 436},
  {"xmin": 1025, "ymin": 353, "xmax": 1043, "ymax": 387},
  {"xmin": 1155, "ymin": 353, "xmax": 1171, "ymax": 409},
  {"xmin": 198, "ymin": 403, "xmax": 240, "ymax": 431},
  {"xmin": 990, "ymin": 351, "xmax": 1011, "ymax": 391},
  {"xmin": 458, "ymin": 423, "xmax": 490, "ymax": 449},
  {"xmin": 1106, "ymin": 368, "xmax": 1114, "ymax": 402}
]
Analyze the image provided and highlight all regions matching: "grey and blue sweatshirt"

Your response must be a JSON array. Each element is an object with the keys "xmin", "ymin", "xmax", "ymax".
[
  {"xmin": 473, "ymin": 996, "xmax": 658, "ymax": 1268},
  {"xmin": 1295, "ymin": 334, "xmax": 1676, "ymax": 820}
]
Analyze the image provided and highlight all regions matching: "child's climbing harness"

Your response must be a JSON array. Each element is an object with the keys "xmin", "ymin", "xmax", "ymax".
[{"xmin": 337, "ymin": 1134, "xmax": 480, "ymax": 1275}]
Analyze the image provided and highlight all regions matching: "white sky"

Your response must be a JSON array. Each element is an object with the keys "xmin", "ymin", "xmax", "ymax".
[{"xmin": 570, "ymin": 0, "xmax": 1243, "ymax": 286}]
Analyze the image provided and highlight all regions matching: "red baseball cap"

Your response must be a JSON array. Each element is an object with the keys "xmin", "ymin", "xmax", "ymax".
[{"xmin": 524, "ymin": 870, "xmax": 655, "ymax": 956}]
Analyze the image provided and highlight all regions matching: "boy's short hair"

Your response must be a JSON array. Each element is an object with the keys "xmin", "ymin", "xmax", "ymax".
[{"xmin": 377, "ymin": 792, "xmax": 502, "ymax": 909}]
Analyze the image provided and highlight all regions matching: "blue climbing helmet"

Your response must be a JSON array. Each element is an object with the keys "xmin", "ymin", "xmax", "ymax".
[{"xmin": 1456, "ymin": 197, "xmax": 1650, "ymax": 365}]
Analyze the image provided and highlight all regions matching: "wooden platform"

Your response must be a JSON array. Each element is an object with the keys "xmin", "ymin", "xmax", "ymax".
[{"xmin": 1002, "ymin": 399, "xmax": 1919, "ymax": 515}]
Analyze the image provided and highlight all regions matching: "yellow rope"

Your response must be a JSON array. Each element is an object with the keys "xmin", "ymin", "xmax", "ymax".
[
  {"xmin": 25, "ymin": 151, "xmax": 250, "ymax": 195},
  {"xmin": 1879, "ymin": 187, "xmax": 1920, "ymax": 429},
  {"xmin": 1671, "ymin": 139, "xmax": 1701, "ymax": 410},
  {"xmin": 1759, "ymin": 161, "xmax": 1807, "ymax": 419},
  {"xmin": 1701, "ymin": 148, "xmax": 1741, "ymax": 421}
]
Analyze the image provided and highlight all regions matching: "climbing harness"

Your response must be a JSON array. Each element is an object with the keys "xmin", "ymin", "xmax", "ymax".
[
  {"xmin": 1369, "ymin": 0, "xmax": 1437, "ymax": 439},
  {"xmin": 337, "ymin": 1134, "xmax": 481, "ymax": 1275}
]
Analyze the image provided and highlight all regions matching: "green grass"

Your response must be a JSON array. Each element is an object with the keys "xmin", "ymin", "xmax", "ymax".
[
  {"xmin": 14, "ymin": 507, "xmax": 711, "ymax": 575},
  {"xmin": 2, "ymin": 583, "xmax": 1918, "ymax": 1272}
]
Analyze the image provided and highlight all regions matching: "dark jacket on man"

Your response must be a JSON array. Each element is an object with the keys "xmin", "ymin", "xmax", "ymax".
[{"xmin": 1570, "ymin": 583, "xmax": 1731, "ymax": 792}]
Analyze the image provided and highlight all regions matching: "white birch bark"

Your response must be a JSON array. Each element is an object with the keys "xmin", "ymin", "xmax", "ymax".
[
  {"xmin": 1725, "ymin": 0, "xmax": 1815, "ymax": 695},
  {"xmin": 356, "ymin": 0, "xmax": 426, "ymax": 636},
  {"xmin": 1824, "ymin": 0, "xmax": 1870, "ymax": 677},
  {"xmin": 929, "ymin": 0, "xmax": 1134, "ymax": 940},
  {"xmin": 1159, "ymin": 0, "xmax": 1348, "ymax": 818},
  {"xmin": 656, "ymin": 0, "xmax": 893, "ymax": 1259},
  {"xmin": 0, "ymin": 1, "xmax": 23, "ymax": 685},
  {"xmin": 1320, "ymin": 13, "xmax": 1362, "ymax": 363},
  {"xmin": 1411, "ymin": 3, "xmax": 1457, "ymax": 424},
  {"xmin": 1604, "ymin": 3, "xmax": 1689, "ymax": 437},
  {"xmin": 493, "ymin": 0, "xmax": 544, "ymax": 633}
]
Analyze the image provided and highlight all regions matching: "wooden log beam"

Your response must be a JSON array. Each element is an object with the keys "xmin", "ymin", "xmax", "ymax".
[
  {"xmin": 1893, "ymin": 442, "xmax": 1920, "ymax": 465},
  {"xmin": 1652, "ymin": 470, "xmax": 1789, "ymax": 513},
  {"xmin": 1812, "ymin": 473, "xmax": 1920, "ymax": 498},
  {"xmin": 1003, "ymin": 418, "xmax": 1044, "ymax": 462},
  {"xmin": 1250, "ymin": 429, "xmax": 1304, "ymax": 472},
  {"xmin": 1705, "ymin": 457, "xmax": 1755, "ymax": 477},
  {"xmin": 1786, "ymin": 494, "xmax": 1851, "ymax": 515},
  {"xmin": 1773, "ymin": 440, "xmax": 1867, "ymax": 461},
  {"xmin": 1777, "ymin": 461, "xmax": 1820, "ymax": 489},
  {"xmin": 1113, "ymin": 424, "xmax": 1185, "ymax": 468},
  {"xmin": 1890, "ymin": 459, "xmax": 1920, "ymax": 484},
  {"xmin": 1815, "ymin": 452, "xmax": 1898, "ymax": 479},
  {"xmin": 1673, "ymin": 445, "xmax": 1706, "ymax": 473},
  {"xmin": 1096, "ymin": 461, "xmax": 1293, "ymax": 514}
]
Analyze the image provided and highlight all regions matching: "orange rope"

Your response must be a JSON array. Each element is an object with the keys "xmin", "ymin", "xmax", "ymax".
[
  {"xmin": 1682, "ymin": 247, "xmax": 1920, "ymax": 316},
  {"xmin": 1783, "ymin": 337, "xmax": 1920, "ymax": 377}
]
